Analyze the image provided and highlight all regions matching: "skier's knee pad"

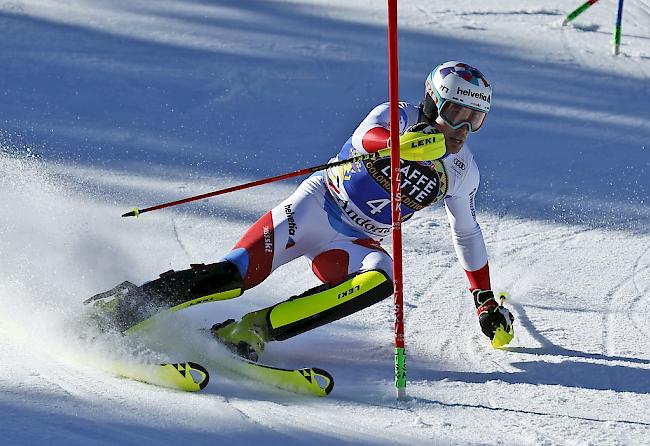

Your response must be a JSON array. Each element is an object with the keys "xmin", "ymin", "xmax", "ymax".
[
  {"xmin": 263, "ymin": 269, "xmax": 393, "ymax": 341},
  {"xmin": 140, "ymin": 260, "xmax": 244, "ymax": 308}
]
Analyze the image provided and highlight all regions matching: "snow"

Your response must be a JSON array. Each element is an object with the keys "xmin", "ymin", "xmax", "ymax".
[{"xmin": 1, "ymin": 0, "xmax": 649, "ymax": 444}]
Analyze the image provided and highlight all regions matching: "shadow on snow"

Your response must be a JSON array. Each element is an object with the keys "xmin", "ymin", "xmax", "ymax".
[{"xmin": 0, "ymin": 3, "xmax": 648, "ymax": 231}]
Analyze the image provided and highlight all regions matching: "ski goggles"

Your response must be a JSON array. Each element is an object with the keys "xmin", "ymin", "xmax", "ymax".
[{"xmin": 439, "ymin": 101, "xmax": 487, "ymax": 132}]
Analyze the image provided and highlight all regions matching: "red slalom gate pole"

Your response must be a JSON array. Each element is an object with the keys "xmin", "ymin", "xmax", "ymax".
[{"xmin": 387, "ymin": 0, "xmax": 406, "ymax": 400}]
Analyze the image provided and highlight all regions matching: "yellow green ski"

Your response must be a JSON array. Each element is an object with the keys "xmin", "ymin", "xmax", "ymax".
[
  {"xmin": 112, "ymin": 361, "xmax": 210, "ymax": 392},
  {"xmin": 107, "ymin": 355, "xmax": 333, "ymax": 396},
  {"xmin": 218, "ymin": 355, "xmax": 334, "ymax": 397},
  {"xmin": 85, "ymin": 281, "xmax": 335, "ymax": 396}
]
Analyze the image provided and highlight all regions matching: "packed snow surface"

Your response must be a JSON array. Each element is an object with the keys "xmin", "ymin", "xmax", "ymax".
[{"xmin": 1, "ymin": 0, "xmax": 649, "ymax": 444}]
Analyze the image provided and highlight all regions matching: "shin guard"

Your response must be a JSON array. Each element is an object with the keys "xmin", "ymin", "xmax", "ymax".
[
  {"xmin": 140, "ymin": 261, "xmax": 244, "ymax": 308},
  {"xmin": 237, "ymin": 270, "xmax": 393, "ymax": 342}
]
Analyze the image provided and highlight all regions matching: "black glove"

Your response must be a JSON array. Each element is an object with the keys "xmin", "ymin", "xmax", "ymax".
[{"xmin": 473, "ymin": 289, "xmax": 515, "ymax": 340}]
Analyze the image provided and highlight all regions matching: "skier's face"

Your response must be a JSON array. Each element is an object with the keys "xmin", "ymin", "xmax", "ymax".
[{"xmin": 433, "ymin": 117, "xmax": 470, "ymax": 154}]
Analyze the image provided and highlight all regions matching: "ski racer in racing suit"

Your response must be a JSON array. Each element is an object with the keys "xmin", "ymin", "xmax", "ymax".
[{"xmin": 89, "ymin": 61, "xmax": 515, "ymax": 360}]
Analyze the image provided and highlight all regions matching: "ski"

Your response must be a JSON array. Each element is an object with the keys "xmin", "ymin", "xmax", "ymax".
[
  {"xmin": 110, "ymin": 354, "xmax": 333, "ymax": 396},
  {"xmin": 85, "ymin": 283, "xmax": 334, "ymax": 396},
  {"xmin": 111, "ymin": 360, "xmax": 210, "ymax": 392},
  {"xmin": 217, "ymin": 354, "xmax": 334, "ymax": 397}
]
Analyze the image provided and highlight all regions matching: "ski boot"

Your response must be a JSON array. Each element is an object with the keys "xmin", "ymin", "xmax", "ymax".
[
  {"xmin": 210, "ymin": 310, "xmax": 270, "ymax": 362},
  {"xmin": 85, "ymin": 261, "xmax": 244, "ymax": 333},
  {"xmin": 84, "ymin": 280, "xmax": 138, "ymax": 310},
  {"xmin": 209, "ymin": 269, "xmax": 394, "ymax": 361},
  {"xmin": 84, "ymin": 281, "xmax": 144, "ymax": 332}
]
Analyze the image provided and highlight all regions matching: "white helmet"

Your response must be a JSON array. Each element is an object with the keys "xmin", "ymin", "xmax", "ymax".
[{"xmin": 422, "ymin": 61, "xmax": 492, "ymax": 132}]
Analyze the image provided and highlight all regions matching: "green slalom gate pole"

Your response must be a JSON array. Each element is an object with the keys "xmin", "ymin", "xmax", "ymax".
[
  {"xmin": 613, "ymin": 0, "xmax": 625, "ymax": 55},
  {"xmin": 387, "ymin": 0, "xmax": 407, "ymax": 400},
  {"xmin": 562, "ymin": 0, "xmax": 601, "ymax": 26}
]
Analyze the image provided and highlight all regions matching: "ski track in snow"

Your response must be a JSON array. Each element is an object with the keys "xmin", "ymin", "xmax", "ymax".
[
  {"xmin": 631, "ymin": 246, "xmax": 650, "ymax": 335},
  {"xmin": 1, "ymin": 0, "xmax": 650, "ymax": 444}
]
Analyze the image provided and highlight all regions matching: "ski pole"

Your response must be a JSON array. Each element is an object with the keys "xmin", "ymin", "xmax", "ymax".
[
  {"xmin": 121, "ymin": 133, "xmax": 445, "ymax": 218},
  {"xmin": 562, "ymin": 0, "xmax": 600, "ymax": 26},
  {"xmin": 613, "ymin": 0, "xmax": 624, "ymax": 55}
]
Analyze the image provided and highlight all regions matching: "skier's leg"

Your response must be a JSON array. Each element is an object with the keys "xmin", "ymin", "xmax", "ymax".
[
  {"xmin": 213, "ymin": 238, "xmax": 394, "ymax": 359},
  {"xmin": 222, "ymin": 175, "xmax": 336, "ymax": 290},
  {"xmin": 272, "ymin": 238, "xmax": 394, "ymax": 340},
  {"xmin": 88, "ymin": 176, "xmax": 335, "ymax": 333}
]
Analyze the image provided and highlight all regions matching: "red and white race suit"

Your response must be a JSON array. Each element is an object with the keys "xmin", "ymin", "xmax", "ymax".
[{"xmin": 223, "ymin": 102, "xmax": 490, "ymax": 292}]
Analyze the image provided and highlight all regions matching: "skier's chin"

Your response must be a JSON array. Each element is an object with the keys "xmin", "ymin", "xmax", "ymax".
[{"xmin": 446, "ymin": 138, "xmax": 464, "ymax": 153}]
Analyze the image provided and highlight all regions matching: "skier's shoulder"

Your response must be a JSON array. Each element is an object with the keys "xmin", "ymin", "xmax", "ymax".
[
  {"xmin": 364, "ymin": 101, "xmax": 421, "ymax": 128},
  {"xmin": 367, "ymin": 100, "xmax": 419, "ymax": 112}
]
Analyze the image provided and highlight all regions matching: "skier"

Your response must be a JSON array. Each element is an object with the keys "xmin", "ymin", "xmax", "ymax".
[{"xmin": 88, "ymin": 61, "xmax": 514, "ymax": 360}]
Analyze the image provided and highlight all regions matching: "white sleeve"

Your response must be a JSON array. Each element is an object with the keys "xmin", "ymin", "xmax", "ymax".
[{"xmin": 443, "ymin": 160, "xmax": 488, "ymax": 272}]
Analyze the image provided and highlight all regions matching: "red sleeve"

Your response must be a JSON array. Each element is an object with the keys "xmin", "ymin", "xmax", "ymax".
[
  {"xmin": 361, "ymin": 126, "xmax": 390, "ymax": 153},
  {"xmin": 464, "ymin": 262, "xmax": 491, "ymax": 292}
]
